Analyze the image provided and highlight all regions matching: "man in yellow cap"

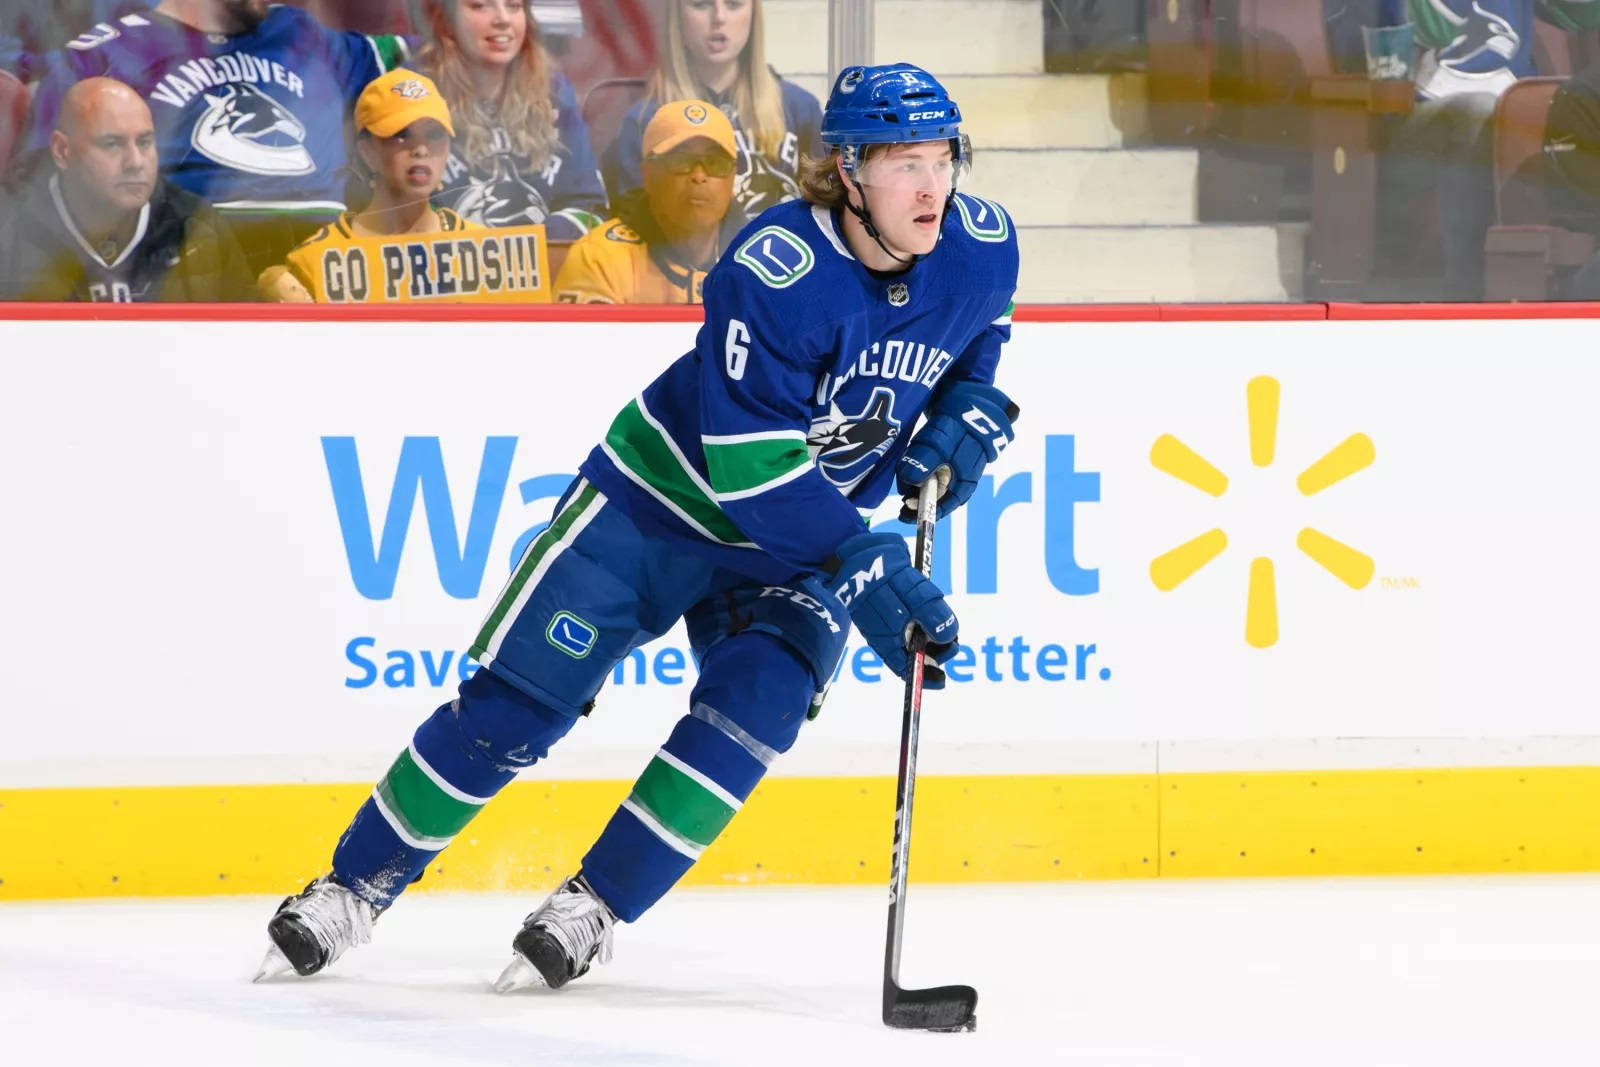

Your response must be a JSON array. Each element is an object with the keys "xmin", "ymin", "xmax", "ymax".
[
  {"xmin": 261, "ymin": 69, "xmax": 472, "ymax": 301},
  {"xmin": 554, "ymin": 99, "xmax": 741, "ymax": 304}
]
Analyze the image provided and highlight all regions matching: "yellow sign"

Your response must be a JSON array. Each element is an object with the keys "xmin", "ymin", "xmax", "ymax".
[{"xmin": 304, "ymin": 224, "xmax": 551, "ymax": 304}]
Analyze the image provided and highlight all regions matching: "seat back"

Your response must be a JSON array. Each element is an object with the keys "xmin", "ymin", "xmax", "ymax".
[
  {"xmin": 581, "ymin": 76, "xmax": 648, "ymax": 169},
  {"xmin": 1494, "ymin": 77, "xmax": 1564, "ymax": 223}
]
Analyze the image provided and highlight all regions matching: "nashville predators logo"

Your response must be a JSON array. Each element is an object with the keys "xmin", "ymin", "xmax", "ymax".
[
  {"xmin": 391, "ymin": 78, "xmax": 430, "ymax": 100},
  {"xmin": 807, "ymin": 386, "xmax": 902, "ymax": 494},
  {"xmin": 683, "ymin": 103, "xmax": 709, "ymax": 124}
]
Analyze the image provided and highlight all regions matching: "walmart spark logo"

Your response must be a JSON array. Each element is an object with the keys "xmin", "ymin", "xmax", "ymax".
[{"xmin": 1149, "ymin": 376, "xmax": 1376, "ymax": 648}]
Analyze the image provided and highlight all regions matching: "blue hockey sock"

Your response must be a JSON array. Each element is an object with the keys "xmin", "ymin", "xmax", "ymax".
[
  {"xmin": 333, "ymin": 668, "xmax": 579, "ymax": 908},
  {"xmin": 581, "ymin": 634, "xmax": 813, "ymax": 922}
]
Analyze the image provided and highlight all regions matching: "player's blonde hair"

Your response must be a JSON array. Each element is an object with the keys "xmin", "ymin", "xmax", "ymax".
[
  {"xmin": 415, "ymin": 0, "xmax": 561, "ymax": 173},
  {"xmin": 650, "ymin": 0, "xmax": 787, "ymax": 162}
]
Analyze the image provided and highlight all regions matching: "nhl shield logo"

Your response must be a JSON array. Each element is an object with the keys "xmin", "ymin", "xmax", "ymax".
[{"xmin": 887, "ymin": 282, "xmax": 909, "ymax": 307}]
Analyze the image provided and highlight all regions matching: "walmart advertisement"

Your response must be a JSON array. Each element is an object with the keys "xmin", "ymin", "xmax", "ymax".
[{"xmin": 3, "ymin": 317, "xmax": 1597, "ymax": 787}]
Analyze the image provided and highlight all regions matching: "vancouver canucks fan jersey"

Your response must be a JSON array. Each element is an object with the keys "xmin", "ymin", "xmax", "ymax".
[
  {"xmin": 1408, "ymin": 0, "xmax": 1600, "ymax": 99},
  {"xmin": 27, "ymin": 5, "xmax": 407, "ymax": 211},
  {"xmin": 578, "ymin": 192, "xmax": 1018, "ymax": 585}
]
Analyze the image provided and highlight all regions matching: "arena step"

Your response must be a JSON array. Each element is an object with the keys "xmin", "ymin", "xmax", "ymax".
[
  {"xmin": 764, "ymin": 0, "xmax": 1044, "ymax": 77},
  {"xmin": 1013, "ymin": 224, "xmax": 1307, "ymax": 304}
]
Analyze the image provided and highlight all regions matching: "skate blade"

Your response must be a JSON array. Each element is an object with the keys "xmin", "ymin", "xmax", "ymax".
[
  {"xmin": 492, "ymin": 954, "xmax": 545, "ymax": 994},
  {"xmin": 253, "ymin": 944, "xmax": 295, "ymax": 983}
]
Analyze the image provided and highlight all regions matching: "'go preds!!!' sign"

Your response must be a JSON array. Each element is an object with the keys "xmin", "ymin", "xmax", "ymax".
[{"xmin": 305, "ymin": 224, "xmax": 550, "ymax": 304}]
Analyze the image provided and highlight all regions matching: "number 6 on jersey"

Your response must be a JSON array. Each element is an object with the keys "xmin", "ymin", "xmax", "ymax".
[{"xmin": 724, "ymin": 318, "xmax": 751, "ymax": 380}]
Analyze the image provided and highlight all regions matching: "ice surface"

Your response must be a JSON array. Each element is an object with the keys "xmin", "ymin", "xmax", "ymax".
[{"xmin": 2, "ymin": 877, "xmax": 1596, "ymax": 1065}]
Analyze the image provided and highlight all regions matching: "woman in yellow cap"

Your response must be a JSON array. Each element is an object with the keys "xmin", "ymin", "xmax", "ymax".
[{"xmin": 259, "ymin": 69, "xmax": 474, "ymax": 301}]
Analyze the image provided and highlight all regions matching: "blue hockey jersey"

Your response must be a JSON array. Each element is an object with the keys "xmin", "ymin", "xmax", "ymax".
[
  {"xmin": 578, "ymin": 192, "xmax": 1019, "ymax": 584},
  {"xmin": 26, "ymin": 5, "xmax": 407, "ymax": 211}
]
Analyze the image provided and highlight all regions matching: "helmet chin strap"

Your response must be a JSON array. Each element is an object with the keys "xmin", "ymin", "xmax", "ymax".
[{"xmin": 842, "ymin": 181, "xmax": 920, "ymax": 268}]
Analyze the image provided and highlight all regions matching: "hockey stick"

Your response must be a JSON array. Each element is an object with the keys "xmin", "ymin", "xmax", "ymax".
[{"xmin": 881, "ymin": 475, "xmax": 979, "ymax": 1033}]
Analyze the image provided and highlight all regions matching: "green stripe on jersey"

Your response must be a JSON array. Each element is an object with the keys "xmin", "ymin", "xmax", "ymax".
[
  {"xmin": 703, "ymin": 434, "xmax": 810, "ymax": 498},
  {"xmin": 372, "ymin": 33, "xmax": 408, "ymax": 70},
  {"xmin": 628, "ymin": 754, "xmax": 740, "ymax": 850},
  {"xmin": 374, "ymin": 747, "xmax": 486, "ymax": 845},
  {"xmin": 603, "ymin": 399, "xmax": 751, "ymax": 544},
  {"xmin": 471, "ymin": 483, "xmax": 599, "ymax": 656}
]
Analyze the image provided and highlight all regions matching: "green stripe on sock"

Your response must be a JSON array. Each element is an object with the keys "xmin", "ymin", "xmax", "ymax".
[
  {"xmin": 471, "ymin": 484, "xmax": 598, "ymax": 656},
  {"xmin": 376, "ymin": 748, "xmax": 484, "ymax": 842},
  {"xmin": 628, "ymin": 756, "xmax": 738, "ymax": 849},
  {"xmin": 604, "ymin": 400, "xmax": 749, "ymax": 544},
  {"xmin": 703, "ymin": 437, "xmax": 809, "ymax": 497}
]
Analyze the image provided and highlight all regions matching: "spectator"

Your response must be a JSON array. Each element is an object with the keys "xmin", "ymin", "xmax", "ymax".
[
  {"xmin": 412, "ymin": 0, "xmax": 607, "ymax": 242},
  {"xmin": 602, "ymin": 0, "xmax": 821, "ymax": 224},
  {"xmin": 0, "ymin": 76, "xmax": 250, "ymax": 301},
  {"xmin": 555, "ymin": 98, "xmax": 740, "ymax": 303},
  {"xmin": 22, "ymin": 0, "xmax": 411, "ymax": 275},
  {"xmin": 259, "ymin": 68, "xmax": 468, "ymax": 302},
  {"xmin": 1374, "ymin": 0, "xmax": 1600, "ymax": 299}
]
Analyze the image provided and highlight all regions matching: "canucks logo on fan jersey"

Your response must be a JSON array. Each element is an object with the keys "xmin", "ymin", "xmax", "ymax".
[
  {"xmin": 807, "ymin": 387, "xmax": 902, "ymax": 494},
  {"xmin": 191, "ymin": 82, "xmax": 313, "ymax": 176}
]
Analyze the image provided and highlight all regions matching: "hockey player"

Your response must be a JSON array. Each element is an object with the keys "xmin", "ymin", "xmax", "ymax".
[{"xmin": 255, "ymin": 62, "xmax": 1020, "ymax": 992}]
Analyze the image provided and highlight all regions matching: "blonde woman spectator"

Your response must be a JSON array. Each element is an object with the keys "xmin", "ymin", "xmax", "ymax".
[
  {"xmin": 602, "ymin": 0, "xmax": 821, "ymax": 223},
  {"xmin": 412, "ymin": 0, "xmax": 607, "ymax": 241},
  {"xmin": 259, "ymin": 69, "xmax": 470, "ymax": 301}
]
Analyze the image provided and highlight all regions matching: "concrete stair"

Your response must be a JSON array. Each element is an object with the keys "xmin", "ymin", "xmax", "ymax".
[
  {"xmin": 764, "ymin": 0, "xmax": 1045, "ymax": 78},
  {"xmin": 763, "ymin": 0, "xmax": 1302, "ymax": 302}
]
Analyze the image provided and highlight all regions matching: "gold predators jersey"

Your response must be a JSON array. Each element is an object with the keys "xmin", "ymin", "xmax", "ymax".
[{"xmin": 554, "ymin": 219, "xmax": 707, "ymax": 304}]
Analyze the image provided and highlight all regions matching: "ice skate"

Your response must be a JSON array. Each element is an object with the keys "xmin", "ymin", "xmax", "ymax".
[
  {"xmin": 493, "ymin": 874, "xmax": 616, "ymax": 992},
  {"xmin": 253, "ymin": 874, "xmax": 378, "ymax": 981}
]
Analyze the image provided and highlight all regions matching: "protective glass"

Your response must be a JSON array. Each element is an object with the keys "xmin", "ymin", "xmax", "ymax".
[{"xmin": 649, "ymin": 148, "xmax": 736, "ymax": 178}]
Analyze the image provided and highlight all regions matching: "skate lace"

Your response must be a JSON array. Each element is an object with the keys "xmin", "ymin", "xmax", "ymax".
[
  {"xmin": 292, "ymin": 878, "xmax": 376, "ymax": 962},
  {"xmin": 532, "ymin": 881, "xmax": 615, "ymax": 968}
]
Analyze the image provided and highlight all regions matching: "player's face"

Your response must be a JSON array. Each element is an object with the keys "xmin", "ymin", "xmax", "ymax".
[
  {"xmin": 644, "ymin": 138, "xmax": 735, "ymax": 242},
  {"xmin": 853, "ymin": 141, "xmax": 956, "ymax": 258},
  {"xmin": 57, "ymin": 95, "xmax": 158, "ymax": 218},
  {"xmin": 217, "ymin": 0, "xmax": 270, "ymax": 34},
  {"xmin": 680, "ymin": 0, "xmax": 752, "ymax": 72},
  {"xmin": 454, "ymin": 0, "xmax": 527, "ymax": 69},
  {"xmin": 364, "ymin": 119, "xmax": 451, "ymax": 202}
]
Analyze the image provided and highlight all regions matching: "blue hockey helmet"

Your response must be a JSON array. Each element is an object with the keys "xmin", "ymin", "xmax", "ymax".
[{"xmin": 820, "ymin": 62, "xmax": 965, "ymax": 170}]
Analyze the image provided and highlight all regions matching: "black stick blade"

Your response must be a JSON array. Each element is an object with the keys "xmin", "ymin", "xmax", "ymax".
[{"xmin": 883, "ymin": 982, "xmax": 979, "ymax": 1032}]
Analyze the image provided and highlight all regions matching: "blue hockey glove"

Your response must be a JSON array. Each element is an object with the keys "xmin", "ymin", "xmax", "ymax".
[
  {"xmin": 828, "ymin": 532, "xmax": 959, "ymax": 688},
  {"xmin": 897, "ymin": 382, "xmax": 1019, "ymax": 522}
]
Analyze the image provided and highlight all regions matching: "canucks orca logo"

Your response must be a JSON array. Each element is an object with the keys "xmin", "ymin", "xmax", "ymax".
[
  {"xmin": 807, "ymin": 386, "xmax": 902, "ymax": 494},
  {"xmin": 191, "ymin": 83, "xmax": 313, "ymax": 176},
  {"xmin": 1438, "ymin": 2, "xmax": 1519, "ymax": 72}
]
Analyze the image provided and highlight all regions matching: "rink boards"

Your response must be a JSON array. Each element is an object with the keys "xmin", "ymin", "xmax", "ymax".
[{"xmin": 4, "ymin": 308, "xmax": 1600, "ymax": 898}]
